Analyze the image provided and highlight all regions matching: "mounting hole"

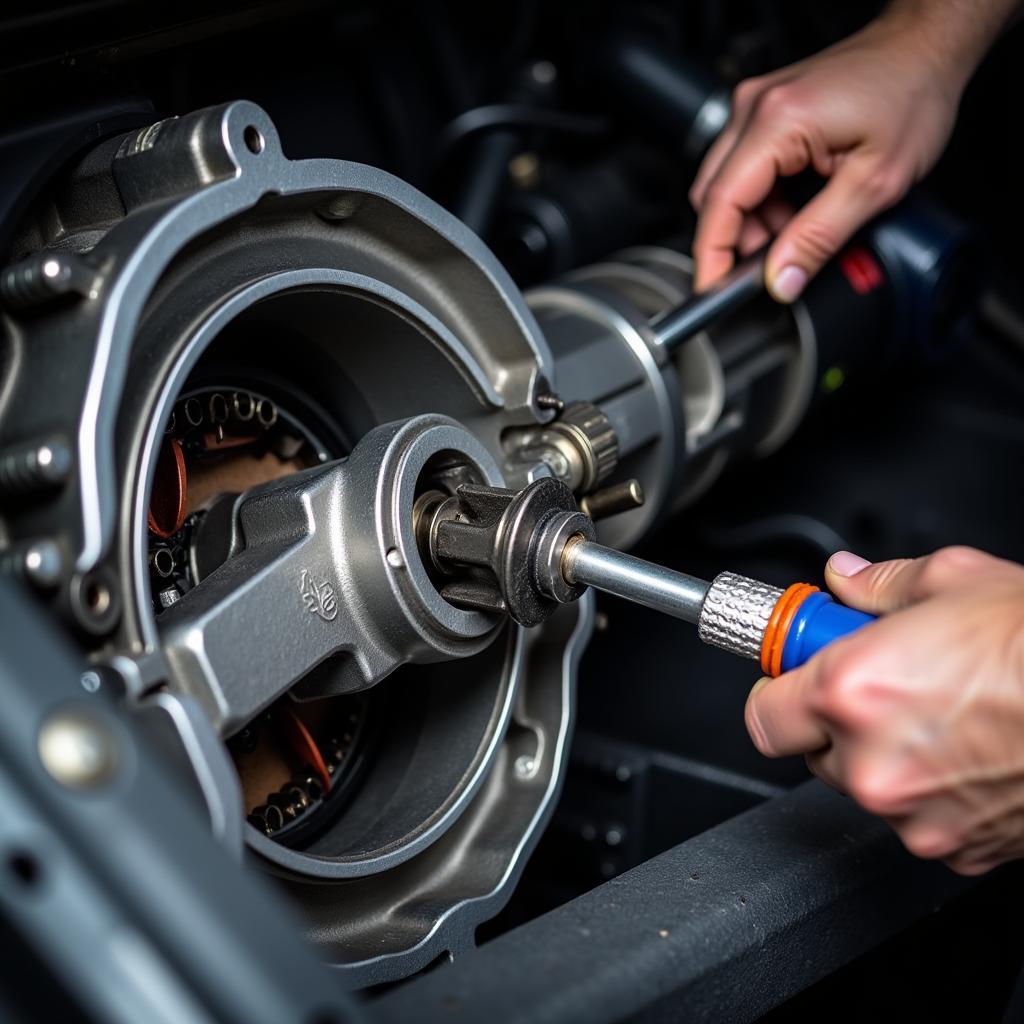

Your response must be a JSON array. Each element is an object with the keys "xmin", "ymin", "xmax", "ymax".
[
  {"xmin": 243, "ymin": 125, "xmax": 265, "ymax": 155},
  {"xmin": 84, "ymin": 579, "xmax": 111, "ymax": 617},
  {"xmin": 7, "ymin": 852, "xmax": 41, "ymax": 889},
  {"xmin": 70, "ymin": 568, "xmax": 121, "ymax": 635}
]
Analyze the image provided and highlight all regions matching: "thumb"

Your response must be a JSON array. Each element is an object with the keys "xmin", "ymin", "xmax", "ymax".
[
  {"xmin": 765, "ymin": 159, "xmax": 902, "ymax": 303},
  {"xmin": 824, "ymin": 551, "xmax": 929, "ymax": 615}
]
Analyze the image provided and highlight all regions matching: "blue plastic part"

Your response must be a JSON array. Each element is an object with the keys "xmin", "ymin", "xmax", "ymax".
[{"xmin": 779, "ymin": 591, "xmax": 876, "ymax": 674}]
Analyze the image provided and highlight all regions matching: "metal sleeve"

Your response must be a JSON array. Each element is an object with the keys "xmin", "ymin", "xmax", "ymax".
[{"xmin": 697, "ymin": 571, "xmax": 783, "ymax": 661}]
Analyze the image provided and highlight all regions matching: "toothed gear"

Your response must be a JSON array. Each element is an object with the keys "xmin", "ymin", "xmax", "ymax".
[{"xmin": 550, "ymin": 401, "xmax": 619, "ymax": 492}]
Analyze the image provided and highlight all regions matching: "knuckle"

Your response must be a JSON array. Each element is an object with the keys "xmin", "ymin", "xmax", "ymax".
[
  {"xmin": 847, "ymin": 765, "xmax": 904, "ymax": 816},
  {"xmin": 901, "ymin": 826, "xmax": 961, "ymax": 861},
  {"xmin": 790, "ymin": 217, "xmax": 843, "ymax": 265},
  {"xmin": 809, "ymin": 650, "xmax": 864, "ymax": 721},
  {"xmin": 945, "ymin": 855, "xmax": 997, "ymax": 877},
  {"xmin": 702, "ymin": 179, "xmax": 732, "ymax": 211},
  {"xmin": 753, "ymin": 83, "xmax": 804, "ymax": 125},
  {"xmin": 918, "ymin": 546, "xmax": 986, "ymax": 593},
  {"xmin": 858, "ymin": 166, "xmax": 908, "ymax": 208},
  {"xmin": 731, "ymin": 77, "xmax": 763, "ymax": 110}
]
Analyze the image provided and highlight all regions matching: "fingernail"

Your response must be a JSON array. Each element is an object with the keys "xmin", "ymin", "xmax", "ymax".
[
  {"xmin": 769, "ymin": 265, "xmax": 808, "ymax": 303},
  {"xmin": 828, "ymin": 551, "xmax": 871, "ymax": 577},
  {"xmin": 749, "ymin": 676, "xmax": 772, "ymax": 697}
]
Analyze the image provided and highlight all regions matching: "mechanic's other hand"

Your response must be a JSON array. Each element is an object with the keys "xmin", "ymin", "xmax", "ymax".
[
  {"xmin": 689, "ymin": 11, "xmax": 966, "ymax": 301},
  {"xmin": 746, "ymin": 547, "xmax": 1024, "ymax": 875}
]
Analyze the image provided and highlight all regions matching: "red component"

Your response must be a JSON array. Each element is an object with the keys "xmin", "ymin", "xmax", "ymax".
[
  {"xmin": 147, "ymin": 438, "xmax": 188, "ymax": 539},
  {"xmin": 838, "ymin": 247, "xmax": 885, "ymax": 296},
  {"xmin": 283, "ymin": 708, "xmax": 333, "ymax": 793}
]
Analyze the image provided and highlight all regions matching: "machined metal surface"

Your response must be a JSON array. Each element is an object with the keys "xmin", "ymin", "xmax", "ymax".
[
  {"xmin": 159, "ymin": 415, "xmax": 504, "ymax": 735},
  {"xmin": 0, "ymin": 99, "xmax": 597, "ymax": 985},
  {"xmin": 527, "ymin": 280, "xmax": 685, "ymax": 550},
  {"xmin": 697, "ymin": 571, "xmax": 784, "ymax": 661},
  {"xmin": 562, "ymin": 539, "xmax": 710, "ymax": 624},
  {"xmin": 427, "ymin": 477, "xmax": 595, "ymax": 626},
  {"xmin": 506, "ymin": 400, "xmax": 619, "ymax": 494},
  {"xmin": 0, "ymin": 99, "xmax": 556, "ymax": 587}
]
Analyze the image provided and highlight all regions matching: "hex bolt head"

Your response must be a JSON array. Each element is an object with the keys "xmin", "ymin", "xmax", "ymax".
[
  {"xmin": 38, "ymin": 709, "xmax": 119, "ymax": 789},
  {"xmin": 23, "ymin": 540, "xmax": 63, "ymax": 588}
]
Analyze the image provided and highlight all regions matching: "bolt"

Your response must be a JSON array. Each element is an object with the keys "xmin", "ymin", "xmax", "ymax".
[
  {"xmin": 1, "ymin": 253, "xmax": 92, "ymax": 309},
  {"xmin": 0, "ymin": 438, "xmax": 72, "ymax": 499},
  {"xmin": 605, "ymin": 827, "xmax": 624, "ymax": 848},
  {"xmin": 38, "ymin": 709, "xmax": 119, "ymax": 789},
  {"xmin": 514, "ymin": 755, "xmax": 537, "ymax": 778},
  {"xmin": 509, "ymin": 152, "xmax": 541, "ymax": 191},
  {"xmin": 1, "ymin": 539, "xmax": 63, "ymax": 588},
  {"xmin": 80, "ymin": 671, "xmax": 101, "ymax": 693},
  {"xmin": 535, "ymin": 391, "xmax": 565, "ymax": 414}
]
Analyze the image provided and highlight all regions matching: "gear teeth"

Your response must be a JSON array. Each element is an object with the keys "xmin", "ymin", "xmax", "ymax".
[
  {"xmin": 441, "ymin": 578, "xmax": 507, "ymax": 614},
  {"xmin": 451, "ymin": 484, "xmax": 517, "ymax": 522}
]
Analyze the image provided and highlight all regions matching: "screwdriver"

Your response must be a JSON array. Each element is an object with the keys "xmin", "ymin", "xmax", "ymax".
[
  {"xmin": 560, "ymin": 537, "xmax": 875, "ymax": 677},
  {"xmin": 651, "ymin": 245, "xmax": 768, "ymax": 352}
]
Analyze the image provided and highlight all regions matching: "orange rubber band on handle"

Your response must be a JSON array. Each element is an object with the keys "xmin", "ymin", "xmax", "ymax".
[{"xmin": 760, "ymin": 583, "xmax": 819, "ymax": 677}]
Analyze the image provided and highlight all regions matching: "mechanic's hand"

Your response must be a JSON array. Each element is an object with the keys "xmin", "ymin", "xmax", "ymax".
[
  {"xmin": 746, "ymin": 546, "xmax": 1024, "ymax": 875},
  {"xmin": 689, "ymin": 11, "xmax": 967, "ymax": 301}
]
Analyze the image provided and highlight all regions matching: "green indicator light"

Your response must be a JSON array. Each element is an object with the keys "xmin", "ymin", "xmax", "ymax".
[{"xmin": 822, "ymin": 366, "xmax": 846, "ymax": 393}]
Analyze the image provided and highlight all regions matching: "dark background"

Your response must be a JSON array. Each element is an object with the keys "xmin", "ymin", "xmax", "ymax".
[{"xmin": 2, "ymin": 2, "xmax": 1023, "ymax": 1020}]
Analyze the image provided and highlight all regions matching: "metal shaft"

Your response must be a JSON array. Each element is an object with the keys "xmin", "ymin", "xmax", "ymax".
[
  {"xmin": 562, "ymin": 539, "xmax": 710, "ymax": 624},
  {"xmin": 651, "ymin": 246, "xmax": 766, "ymax": 352}
]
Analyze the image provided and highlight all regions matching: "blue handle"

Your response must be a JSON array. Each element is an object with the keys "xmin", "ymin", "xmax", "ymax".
[{"xmin": 780, "ymin": 591, "xmax": 876, "ymax": 673}]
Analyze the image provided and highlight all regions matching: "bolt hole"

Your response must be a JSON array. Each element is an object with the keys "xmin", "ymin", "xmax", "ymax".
[
  {"xmin": 150, "ymin": 547, "xmax": 175, "ymax": 578},
  {"xmin": 243, "ymin": 125, "xmax": 264, "ymax": 155},
  {"xmin": 84, "ymin": 579, "xmax": 111, "ymax": 617},
  {"xmin": 7, "ymin": 852, "xmax": 41, "ymax": 889}
]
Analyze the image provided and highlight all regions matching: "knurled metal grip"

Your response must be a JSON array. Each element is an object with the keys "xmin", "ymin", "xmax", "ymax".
[{"xmin": 697, "ymin": 571, "xmax": 784, "ymax": 661}]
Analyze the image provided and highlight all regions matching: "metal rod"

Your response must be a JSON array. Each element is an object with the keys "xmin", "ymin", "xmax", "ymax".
[
  {"xmin": 562, "ymin": 539, "xmax": 710, "ymax": 624},
  {"xmin": 651, "ymin": 246, "xmax": 767, "ymax": 352}
]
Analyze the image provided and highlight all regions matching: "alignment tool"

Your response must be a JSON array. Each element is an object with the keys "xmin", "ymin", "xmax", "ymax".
[{"xmin": 419, "ymin": 477, "xmax": 875, "ymax": 677}]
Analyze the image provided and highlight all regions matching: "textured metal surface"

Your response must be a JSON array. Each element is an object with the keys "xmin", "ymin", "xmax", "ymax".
[
  {"xmin": 697, "ymin": 570, "xmax": 783, "ymax": 661},
  {"xmin": 548, "ymin": 401, "xmax": 619, "ymax": 492},
  {"xmin": 374, "ymin": 781, "xmax": 970, "ymax": 1024}
]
